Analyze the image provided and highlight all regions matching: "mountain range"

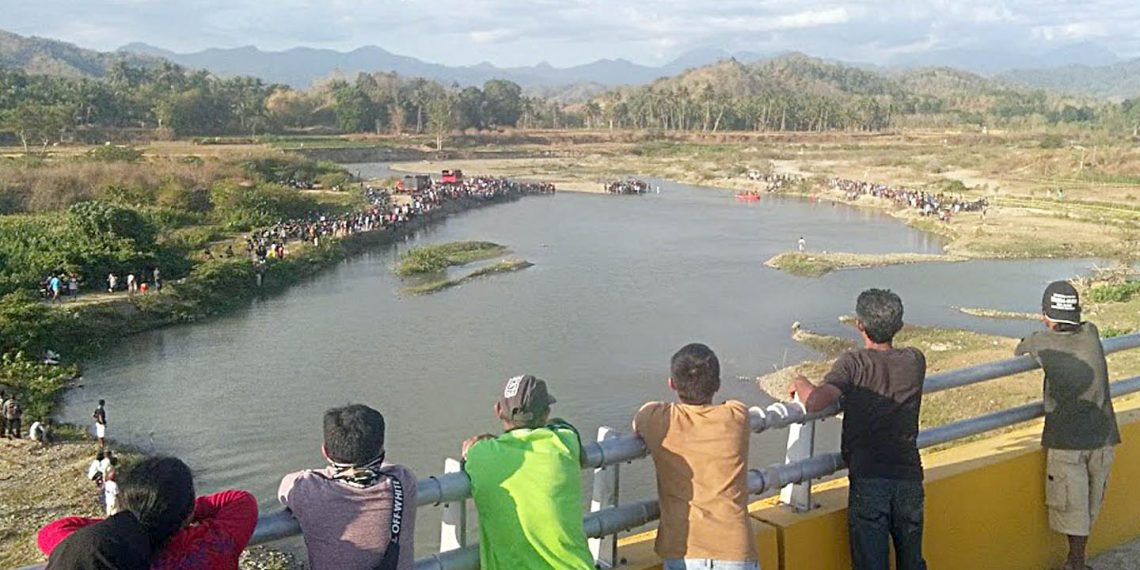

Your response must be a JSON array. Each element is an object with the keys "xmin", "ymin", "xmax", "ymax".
[
  {"xmin": 117, "ymin": 42, "xmax": 771, "ymax": 89},
  {"xmin": 2, "ymin": 29, "xmax": 1138, "ymax": 101}
]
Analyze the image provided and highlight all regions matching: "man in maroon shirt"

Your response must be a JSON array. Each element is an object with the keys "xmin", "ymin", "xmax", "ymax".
[
  {"xmin": 279, "ymin": 404, "xmax": 417, "ymax": 570},
  {"xmin": 39, "ymin": 456, "xmax": 258, "ymax": 570}
]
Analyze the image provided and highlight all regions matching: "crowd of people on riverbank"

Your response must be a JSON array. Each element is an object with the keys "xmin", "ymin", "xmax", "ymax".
[
  {"xmin": 747, "ymin": 171, "xmax": 803, "ymax": 192},
  {"xmin": 830, "ymin": 177, "xmax": 988, "ymax": 222},
  {"xmin": 240, "ymin": 175, "xmax": 555, "ymax": 264},
  {"xmin": 606, "ymin": 179, "xmax": 651, "ymax": 194},
  {"xmin": 31, "ymin": 281, "xmax": 1119, "ymax": 570}
]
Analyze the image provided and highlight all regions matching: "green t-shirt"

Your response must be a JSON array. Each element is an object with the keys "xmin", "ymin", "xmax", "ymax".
[
  {"xmin": 1016, "ymin": 321, "xmax": 1122, "ymax": 450},
  {"xmin": 464, "ymin": 421, "xmax": 594, "ymax": 570}
]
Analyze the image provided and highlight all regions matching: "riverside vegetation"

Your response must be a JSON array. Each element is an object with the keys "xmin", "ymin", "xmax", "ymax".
[
  {"xmin": 396, "ymin": 241, "xmax": 508, "ymax": 275},
  {"xmin": 396, "ymin": 241, "xmax": 532, "ymax": 294},
  {"xmin": 0, "ymin": 145, "xmax": 532, "ymax": 568}
]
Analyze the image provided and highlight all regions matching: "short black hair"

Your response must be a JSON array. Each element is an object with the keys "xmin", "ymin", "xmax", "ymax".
[
  {"xmin": 856, "ymin": 288, "xmax": 905, "ymax": 343},
  {"xmin": 99, "ymin": 399, "xmax": 105, "ymax": 406},
  {"xmin": 118, "ymin": 456, "xmax": 196, "ymax": 549},
  {"xmin": 324, "ymin": 404, "xmax": 386, "ymax": 466},
  {"xmin": 670, "ymin": 343, "xmax": 721, "ymax": 404}
]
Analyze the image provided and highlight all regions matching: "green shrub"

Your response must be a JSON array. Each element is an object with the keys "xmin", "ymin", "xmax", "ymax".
[
  {"xmin": 86, "ymin": 145, "xmax": 143, "ymax": 163},
  {"xmin": 396, "ymin": 241, "xmax": 506, "ymax": 276},
  {"xmin": 1087, "ymin": 281, "xmax": 1140, "ymax": 303},
  {"xmin": 0, "ymin": 352, "xmax": 79, "ymax": 421},
  {"xmin": 397, "ymin": 247, "xmax": 451, "ymax": 275},
  {"xmin": 68, "ymin": 201, "xmax": 156, "ymax": 247},
  {"xmin": 241, "ymin": 157, "xmax": 350, "ymax": 185},
  {"xmin": 209, "ymin": 181, "xmax": 320, "ymax": 230}
]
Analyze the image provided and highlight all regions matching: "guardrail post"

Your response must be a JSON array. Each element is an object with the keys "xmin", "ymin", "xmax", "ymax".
[
  {"xmin": 439, "ymin": 457, "xmax": 467, "ymax": 552},
  {"xmin": 779, "ymin": 397, "xmax": 817, "ymax": 512},
  {"xmin": 589, "ymin": 426, "xmax": 620, "ymax": 568}
]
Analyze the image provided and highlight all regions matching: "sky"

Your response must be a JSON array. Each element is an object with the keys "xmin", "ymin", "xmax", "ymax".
[{"xmin": 5, "ymin": 0, "xmax": 1140, "ymax": 67}]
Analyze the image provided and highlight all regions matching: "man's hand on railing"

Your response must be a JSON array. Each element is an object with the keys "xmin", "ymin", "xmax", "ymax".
[
  {"xmin": 461, "ymin": 434, "xmax": 494, "ymax": 460},
  {"xmin": 789, "ymin": 375, "xmax": 842, "ymax": 414}
]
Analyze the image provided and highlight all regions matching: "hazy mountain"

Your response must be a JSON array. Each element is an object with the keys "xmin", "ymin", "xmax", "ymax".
[
  {"xmin": 117, "ymin": 41, "xmax": 773, "ymax": 89},
  {"xmin": 5, "ymin": 29, "xmax": 1132, "ymax": 103},
  {"xmin": 889, "ymin": 41, "xmax": 1120, "ymax": 74},
  {"xmin": 523, "ymin": 82, "xmax": 610, "ymax": 104},
  {"xmin": 0, "ymin": 29, "xmax": 155, "ymax": 78},
  {"xmin": 999, "ymin": 58, "xmax": 1140, "ymax": 100}
]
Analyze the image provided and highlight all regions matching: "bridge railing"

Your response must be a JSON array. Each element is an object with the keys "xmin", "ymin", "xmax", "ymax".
[{"xmin": 18, "ymin": 332, "xmax": 1140, "ymax": 570}]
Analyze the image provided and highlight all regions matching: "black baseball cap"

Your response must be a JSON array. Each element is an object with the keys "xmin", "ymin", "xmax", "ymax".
[
  {"xmin": 1043, "ymin": 281, "xmax": 1081, "ymax": 325},
  {"xmin": 497, "ymin": 375, "xmax": 556, "ymax": 424}
]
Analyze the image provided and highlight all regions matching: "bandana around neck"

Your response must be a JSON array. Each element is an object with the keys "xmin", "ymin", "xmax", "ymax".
[{"xmin": 327, "ymin": 453, "xmax": 386, "ymax": 488}]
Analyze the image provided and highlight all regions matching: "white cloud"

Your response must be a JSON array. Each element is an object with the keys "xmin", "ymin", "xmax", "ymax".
[
  {"xmin": 3, "ymin": 0, "xmax": 1140, "ymax": 67},
  {"xmin": 1031, "ymin": 22, "xmax": 1108, "ymax": 41},
  {"xmin": 703, "ymin": 7, "xmax": 851, "ymax": 33}
]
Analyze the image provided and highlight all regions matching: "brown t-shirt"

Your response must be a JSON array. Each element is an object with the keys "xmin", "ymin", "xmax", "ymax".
[
  {"xmin": 823, "ymin": 347, "xmax": 926, "ymax": 481},
  {"xmin": 634, "ymin": 400, "xmax": 757, "ymax": 561}
]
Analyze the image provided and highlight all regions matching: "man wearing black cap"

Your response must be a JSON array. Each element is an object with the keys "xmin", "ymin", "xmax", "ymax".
[
  {"xmin": 1016, "ymin": 280, "xmax": 1120, "ymax": 570},
  {"xmin": 461, "ymin": 375, "xmax": 593, "ymax": 570}
]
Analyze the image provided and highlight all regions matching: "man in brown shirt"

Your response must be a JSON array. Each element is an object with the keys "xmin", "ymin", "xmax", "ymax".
[
  {"xmin": 634, "ymin": 343, "xmax": 759, "ymax": 570},
  {"xmin": 790, "ymin": 288, "xmax": 926, "ymax": 570}
]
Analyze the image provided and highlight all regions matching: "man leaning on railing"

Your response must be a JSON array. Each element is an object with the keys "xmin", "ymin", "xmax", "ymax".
[
  {"xmin": 278, "ymin": 404, "xmax": 416, "ymax": 570},
  {"xmin": 790, "ymin": 288, "xmax": 928, "ymax": 570},
  {"xmin": 634, "ymin": 343, "xmax": 760, "ymax": 570},
  {"xmin": 1017, "ymin": 281, "xmax": 1121, "ymax": 570},
  {"xmin": 461, "ymin": 374, "xmax": 594, "ymax": 570}
]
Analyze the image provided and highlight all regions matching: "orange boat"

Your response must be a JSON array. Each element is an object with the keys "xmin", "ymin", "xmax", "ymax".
[{"xmin": 735, "ymin": 192, "xmax": 761, "ymax": 202}]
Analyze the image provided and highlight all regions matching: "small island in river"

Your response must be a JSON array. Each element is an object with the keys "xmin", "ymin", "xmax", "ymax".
[{"xmin": 397, "ymin": 241, "xmax": 533, "ymax": 294}]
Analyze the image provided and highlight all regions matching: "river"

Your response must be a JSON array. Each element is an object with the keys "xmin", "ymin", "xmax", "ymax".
[{"xmin": 59, "ymin": 172, "xmax": 1103, "ymax": 554}]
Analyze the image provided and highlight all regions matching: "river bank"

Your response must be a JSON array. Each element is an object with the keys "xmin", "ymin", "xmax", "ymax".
[
  {"xmin": 0, "ymin": 193, "xmax": 533, "ymax": 568},
  {"xmin": 378, "ymin": 141, "xmax": 1138, "ymax": 268},
  {"xmin": 765, "ymin": 251, "xmax": 966, "ymax": 277}
]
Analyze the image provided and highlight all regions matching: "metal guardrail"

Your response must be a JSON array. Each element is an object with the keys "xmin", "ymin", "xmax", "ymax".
[{"xmin": 18, "ymin": 332, "xmax": 1140, "ymax": 570}]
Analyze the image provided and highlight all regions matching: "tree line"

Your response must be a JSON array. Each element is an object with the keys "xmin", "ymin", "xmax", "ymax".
[
  {"xmin": 581, "ymin": 59, "xmax": 1140, "ymax": 135},
  {"xmin": 3, "ymin": 57, "xmax": 1140, "ymax": 147},
  {"xmin": 0, "ymin": 62, "xmax": 568, "ymax": 148}
]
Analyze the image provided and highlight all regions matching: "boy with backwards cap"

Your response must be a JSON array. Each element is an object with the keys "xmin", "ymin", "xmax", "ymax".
[
  {"xmin": 462, "ymin": 374, "xmax": 594, "ymax": 570},
  {"xmin": 1016, "ymin": 281, "xmax": 1120, "ymax": 570}
]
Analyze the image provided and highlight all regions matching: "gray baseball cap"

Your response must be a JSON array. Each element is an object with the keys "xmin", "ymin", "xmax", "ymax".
[{"xmin": 497, "ymin": 374, "xmax": 556, "ymax": 424}]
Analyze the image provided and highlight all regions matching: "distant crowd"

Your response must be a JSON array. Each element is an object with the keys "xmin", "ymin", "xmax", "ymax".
[
  {"xmin": 830, "ymin": 177, "xmax": 988, "ymax": 222},
  {"xmin": 747, "ymin": 171, "xmax": 803, "ymax": 192},
  {"xmin": 232, "ymin": 175, "xmax": 555, "ymax": 266},
  {"xmin": 29, "ymin": 280, "xmax": 1119, "ymax": 570},
  {"xmin": 606, "ymin": 179, "xmax": 651, "ymax": 194}
]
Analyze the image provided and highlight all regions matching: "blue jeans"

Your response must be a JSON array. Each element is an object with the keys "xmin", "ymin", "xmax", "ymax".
[
  {"xmin": 848, "ymin": 478, "xmax": 927, "ymax": 570},
  {"xmin": 663, "ymin": 560, "xmax": 760, "ymax": 570}
]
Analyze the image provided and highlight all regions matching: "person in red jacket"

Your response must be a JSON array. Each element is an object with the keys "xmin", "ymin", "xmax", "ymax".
[{"xmin": 38, "ymin": 456, "xmax": 258, "ymax": 570}]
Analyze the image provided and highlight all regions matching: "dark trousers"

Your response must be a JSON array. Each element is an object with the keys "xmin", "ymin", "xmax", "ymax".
[
  {"xmin": 7, "ymin": 418, "xmax": 21, "ymax": 438},
  {"xmin": 848, "ymin": 478, "xmax": 927, "ymax": 570}
]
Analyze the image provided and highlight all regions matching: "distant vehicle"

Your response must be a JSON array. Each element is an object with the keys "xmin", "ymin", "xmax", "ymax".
[
  {"xmin": 441, "ymin": 169, "xmax": 464, "ymax": 184},
  {"xmin": 396, "ymin": 174, "xmax": 432, "ymax": 193}
]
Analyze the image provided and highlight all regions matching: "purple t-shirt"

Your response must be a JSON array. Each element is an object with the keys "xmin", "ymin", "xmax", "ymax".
[{"xmin": 279, "ymin": 463, "xmax": 417, "ymax": 570}]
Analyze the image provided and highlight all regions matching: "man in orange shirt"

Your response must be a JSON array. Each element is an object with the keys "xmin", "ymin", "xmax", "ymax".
[{"xmin": 634, "ymin": 343, "xmax": 759, "ymax": 570}]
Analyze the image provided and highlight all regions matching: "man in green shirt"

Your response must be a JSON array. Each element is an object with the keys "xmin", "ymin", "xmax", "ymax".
[
  {"xmin": 1016, "ymin": 281, "xmax": 1121, "ymax": 570},
  {"xmin": 462, "ymin": 374, "xmax": 594, "ymax": 570}
]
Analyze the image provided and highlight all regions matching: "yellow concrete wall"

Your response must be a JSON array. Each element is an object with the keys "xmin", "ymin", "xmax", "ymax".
[{"xmin": 617, "ymin": 394, "xmax": 1140, "ymax": 570}]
